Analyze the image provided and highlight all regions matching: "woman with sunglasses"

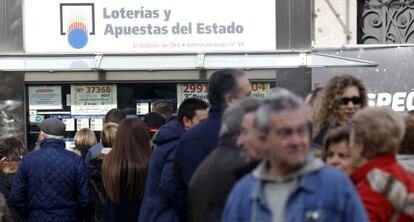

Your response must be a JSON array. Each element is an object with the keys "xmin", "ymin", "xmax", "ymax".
[{"xmin": 312, "ymin": 74, "xmax": 368, "ymax": 147}]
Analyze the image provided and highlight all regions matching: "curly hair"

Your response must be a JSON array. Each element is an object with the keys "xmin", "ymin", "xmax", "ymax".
[
  {"xmin": 312, "ymin": 75, "xmax": 368, "ymax": 136},
  {"xmin": 399, "ymin": 115, "xmax": 414, "ymax": 154}
]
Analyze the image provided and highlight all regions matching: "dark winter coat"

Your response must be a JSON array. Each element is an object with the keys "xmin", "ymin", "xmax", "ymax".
[
  {"xmin": 173, "ymin": 105, "xmax": 223, "ymax": 221},
  {"xmin": 188, "ymin": 138, "xmax": 258, "ymax": 222},
  {"xmin": 103, "ymin": 172, "xmax": 142, "ymax": 222},
  {"xmin": 10, "ymin": 138, "xmax": 92, "ymax": 222},
  {"xmin": 138, "ymin": 121, "xmax": 185, "ymax": 222},
  {"xmin": 88, "ymin": 158, "xmax": 105, "ymax": 222}
]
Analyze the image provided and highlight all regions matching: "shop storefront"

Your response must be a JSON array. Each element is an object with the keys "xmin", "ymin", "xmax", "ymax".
[{"xmin": 0, "ymin": 0, "xmax": 376, "ymax": 148}]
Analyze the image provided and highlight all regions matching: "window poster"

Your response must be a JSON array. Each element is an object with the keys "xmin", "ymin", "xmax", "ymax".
[
  {"xmin": 71, "ymin": 85, "xmax": 117, "ymax": 115},
  {"xmin": 28, "ymin": 86, "xmax": 62, "ymax": 110}
]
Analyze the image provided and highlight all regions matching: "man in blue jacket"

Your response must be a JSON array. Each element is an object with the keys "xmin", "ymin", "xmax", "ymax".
[
  {"xmin": 10, "ymin": 118, "xmax": 92, "ymax": 222},
  {"xmin": 173, "ymin": 69, "xmax": 252, "ymax": 221},
  {"xmin": 139, "ymin": 98, "xmax": 208, "ymax": 222},
  {"xmin": 222, "ymin": 91, "xmax": 369, "ymax": 222}
]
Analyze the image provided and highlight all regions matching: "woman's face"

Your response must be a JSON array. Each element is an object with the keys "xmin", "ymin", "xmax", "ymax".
[
  {"xmin": 338, "ymin": 86, "xmax": 362, "ymax": 124},
  {"xmin": 326, "ymin": 141, "xmax": 352, "ymax": 174}
]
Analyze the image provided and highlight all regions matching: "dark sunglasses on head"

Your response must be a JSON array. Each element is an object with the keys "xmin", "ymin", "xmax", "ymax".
[{"xmin": 339, "ymin": 96, "xmax": 362, "ymax": 105}]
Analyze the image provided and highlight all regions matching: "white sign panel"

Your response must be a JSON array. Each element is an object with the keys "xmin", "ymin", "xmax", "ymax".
[
  {"xmin": 90, "ymin": 118, "xmax": 103, "ymax": 131},
  {"xmin": 71, "ymin": 85, "xmax": 117, "ymax": 115},
  {"xmin": 76, "ymin": 118, "xmax": 90, "ymax": 130},
  {"xmin": 62, "ymin": 118, "xmax": 75, "ymax": 131},
  {"xmin": 28, "ymin": 86, "xmax": 62, "ymax": 110},
  {"xmin": 177, "ymin": 83, "xmax": 208, "ymax": 106},
  {"xmin": 23, "ymin": 0, "xmax": 276, "ymax": 53}
]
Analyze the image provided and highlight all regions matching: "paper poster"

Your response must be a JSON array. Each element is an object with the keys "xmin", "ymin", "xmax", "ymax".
[
  {"xmin": 250, "ymin": 83, "xmax": 271, "ymax": 100},
  {"xmin": 71, "ymin": 85, "xmax": 117, "ymax": 115},
  {"xmin": 28, "ymin": 86, "xmax": 62, "ymax": 110},
  {"xmin": 176, "ymin": 83, "xmax": 208, "ymax": 106},
  {"xmin": 136, "ymin": 102, "xmax": 150, "ymax": 115},
  {"xmin": 76, "ymin": 118, "xmax": 90, "ymax": 130},
  {"xmin": 90, "ymin": 118, "xmax": 103, "ymax": 131},
  {"xmin": 62, "ymin": 118, "xmax": 75, "ymax": 131}
]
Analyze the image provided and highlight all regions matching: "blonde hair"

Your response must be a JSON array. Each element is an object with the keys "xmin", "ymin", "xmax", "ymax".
[
  {"xmin": 74, "ymin": 128, "xmax": 97, "ymax": 149},
  {"xmin": 312, "ymin": 75, "xmax": 368, "ymax": 135},
  {"xmin": 101, "ymin": 123, "xmax": 118, "ymax": 148},
  {"xmin": 351, "ymin": 107, "xmax": 405, "ymax": 159}
]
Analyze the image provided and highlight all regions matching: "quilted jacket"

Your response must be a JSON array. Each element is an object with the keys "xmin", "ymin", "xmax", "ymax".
[{"xmin": 10, "ymin": 138, "xmax": 92, "ymax": 222}]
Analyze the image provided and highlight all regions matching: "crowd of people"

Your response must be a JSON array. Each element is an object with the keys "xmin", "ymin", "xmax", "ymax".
[{"xmin": 0, "ymin": 69, "xmax": 412, "ymax": 221}]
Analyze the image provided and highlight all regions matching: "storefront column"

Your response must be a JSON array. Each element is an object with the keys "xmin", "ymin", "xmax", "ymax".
[
  {"xmin": 275, "ymin": 0, "xmax": 313, "ymax": 96},
  {"xmin": 0, "ymin": 72, "xmax": 25, "ymax": 142}
]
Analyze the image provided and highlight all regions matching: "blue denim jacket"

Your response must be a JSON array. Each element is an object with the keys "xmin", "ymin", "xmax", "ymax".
[{"xmin": 222, "ymin": 166, "xmax": 369, "ymax": 222}]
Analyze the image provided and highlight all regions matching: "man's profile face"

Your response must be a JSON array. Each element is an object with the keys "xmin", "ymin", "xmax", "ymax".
[
  {"xmin": 237, "ymin": 112, "xmax": 266, "ymax": 161},
  {"xmin": 266, "ymin": 109, "xmax": 310, "ymax": 175},
  {"xmin": 236, "ymin": 76, "xmax": 252, "ymax": 99},
  {"xmin": 227, "ymin": 76, "xmax": 252, "ymax": 106}
]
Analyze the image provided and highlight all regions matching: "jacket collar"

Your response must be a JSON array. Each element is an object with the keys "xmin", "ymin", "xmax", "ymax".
[
  {"xmin": 40, "ymin": 138, "xmax": 66, "ymax": 150},
  {"xmin": 350, "ymin": 155, "xmax": 397, "ymax": 185},
  {"xmin": 0, "ymin": 161, "xmax": 19, "ymax": 174},
  {"xmin": 250, "ymin": 156, "xmax": 324, "ymax": 201},
  {"xmin": 208, "ymin": 104, "xmax": 224, "ymax": 119},
  {"xmin": 217, "ymin": 137, "xmax": 238, "ymax": 149}
]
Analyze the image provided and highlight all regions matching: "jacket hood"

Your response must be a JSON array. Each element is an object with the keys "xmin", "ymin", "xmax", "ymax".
[
  {"xmin": 253, "ymin": 155, "xmax": 324, "ymax": 182},
  {"xmin": 0, "ymin": 161, "xmax": 19, "ymax": 174},
  {"xmin": 153, "ymin": 120, "xmax": 186, "ymax": 146}
]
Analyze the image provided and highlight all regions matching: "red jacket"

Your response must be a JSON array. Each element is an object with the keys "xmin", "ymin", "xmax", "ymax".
[{"xmin": 351, "ymin": 155, "xmax": 414, "ymax": 222}]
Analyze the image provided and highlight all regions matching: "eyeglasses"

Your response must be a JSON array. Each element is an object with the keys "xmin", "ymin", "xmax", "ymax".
[{"xmin": 339, "ymin": 96, "xmax": 362, "ymax": 105}]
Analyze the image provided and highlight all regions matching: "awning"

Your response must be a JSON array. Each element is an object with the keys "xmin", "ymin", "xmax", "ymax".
[{"xmin": 0, "ymin": 51, "xmax": 377, "ymax": 72}]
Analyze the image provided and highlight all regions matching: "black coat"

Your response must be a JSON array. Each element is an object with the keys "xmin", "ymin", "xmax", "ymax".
[
  {"xmin": 88, "ymin": 158, "xmax": 105, "ymax": 222},
  {"xmin": 102, "ymin": 163, "xmax": 143, "ymax": 222},
  {"xmin": 173, "ymin": 105, "xmax": 223, "ymax": 221},
  {"xmin": 188, "ymin": 139, "xmax": 258, "ymax": 222}
]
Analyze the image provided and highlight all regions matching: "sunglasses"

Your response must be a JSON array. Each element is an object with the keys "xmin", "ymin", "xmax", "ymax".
[{"xmin": 339, "ymin": 96, "xmax": 362, "ymax": 105}]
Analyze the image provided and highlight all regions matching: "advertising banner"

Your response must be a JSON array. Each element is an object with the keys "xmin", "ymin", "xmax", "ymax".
[
  {"xmin": 70, "ymin": 85, "xmax": 117, "ymax": 115},
  {"xmin": 312, "ymin": 47, "xmax": 414, "ymax": 112},
  {"xmin": 23, "ymin": 0, "xmax": 276, "ymax": 53},
  {"xmin": 28, "ymin": 86, "xmax": 62, "ymax": 110}
]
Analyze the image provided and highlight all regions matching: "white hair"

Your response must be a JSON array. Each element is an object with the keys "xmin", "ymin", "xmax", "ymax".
[
  {"xmin": 42, "ymin": 132, "xmax": 64, "ymax": 140},
  {"xmin": 255, "ymin": 91, "xmax": 305, "ymax": 133}
]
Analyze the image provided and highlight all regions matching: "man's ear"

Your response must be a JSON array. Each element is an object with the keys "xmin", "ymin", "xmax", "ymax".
[
  {"xmin": 182, "ymin": 116, "xmax": 192, "ymax": 130},
  {"xmin": 38, "ymin": 131, "xmax": 46, "ymax": 141},
  {"xmin": 224, "ymin": 94, "xmax": 233, "ymax": 105}
]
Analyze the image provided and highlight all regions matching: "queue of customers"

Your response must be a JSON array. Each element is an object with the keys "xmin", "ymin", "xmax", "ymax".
[{"xmin": 0, "ymin": 69, "xmax": 412, "ymax": 221}]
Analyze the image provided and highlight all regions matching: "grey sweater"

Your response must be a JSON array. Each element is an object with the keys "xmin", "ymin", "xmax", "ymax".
[{"xmin": 252, "ymin": 156, "xmax": 324, "ymax": 222}]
